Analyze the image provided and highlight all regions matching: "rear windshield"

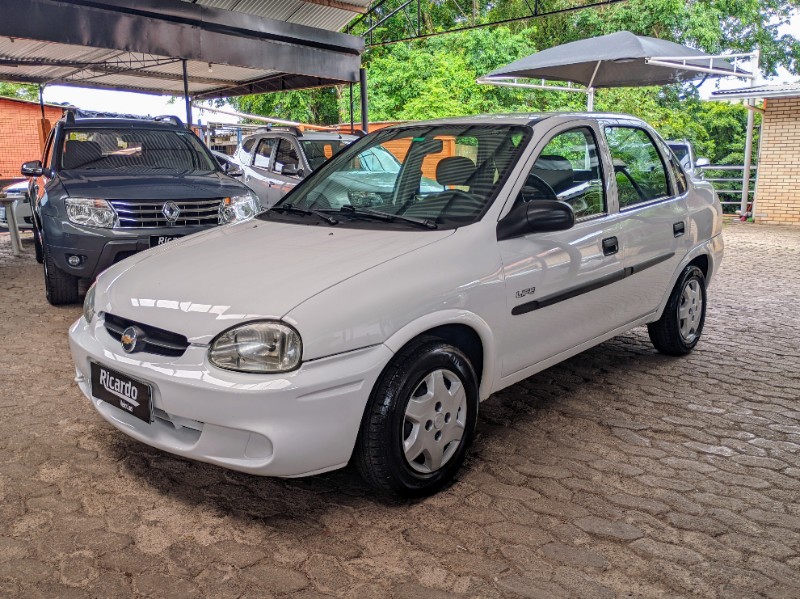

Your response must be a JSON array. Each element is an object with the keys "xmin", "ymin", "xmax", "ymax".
[{"xmin": 60, "ymin": 128, "xmax": 217, "ymax": 173}]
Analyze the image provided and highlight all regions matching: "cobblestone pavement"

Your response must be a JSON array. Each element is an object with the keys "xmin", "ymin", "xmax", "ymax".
[{"xmin": 1, "ymin": 224, "xmax": 799, "ymax": 598}]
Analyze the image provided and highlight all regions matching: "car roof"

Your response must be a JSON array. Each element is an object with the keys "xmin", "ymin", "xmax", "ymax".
[
  {"xmin": 62, "ymin": 118, "xmax": 184, "ymax": 129},
  {"xmin": 382, "ymin": 112, "xmax": 646, "ymax": 128}
]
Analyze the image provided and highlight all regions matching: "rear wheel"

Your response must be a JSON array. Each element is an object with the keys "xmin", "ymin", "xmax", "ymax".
[
  {"xmin": 355, "ymin": 338, "xmax": 478, "ymax": 497},
  {"xmin": 648, "ymin": 265, "xmax": 706, "ymax": 355},
  {"xmin": 43, "ymin": 246, "xmax": 79, "ymax": 305}
]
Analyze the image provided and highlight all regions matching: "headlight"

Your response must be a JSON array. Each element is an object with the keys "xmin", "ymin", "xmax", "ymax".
[
  {"xmin": 209, "ymin": 321, "xmax": 302, "ymax": 373},
  {"xmin": 83, "ymin": 283, "xmax": 96, "ymax": 323},
  {"xmin": 219, "ymin": 192, "xmax": 261, "ymax": 224},
  {"xmin": 65, "ymin": 198, "xmax": 117, "ymax": 228}
]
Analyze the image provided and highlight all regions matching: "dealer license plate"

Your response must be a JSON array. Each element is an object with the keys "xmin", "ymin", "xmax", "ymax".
[
  {"xmin": 90, "ymin": 362, "xmax": 153, "ymax": 423},
  {"xmin": 150, "ymin": 234, "xmax": 184, "ymax": 247}
]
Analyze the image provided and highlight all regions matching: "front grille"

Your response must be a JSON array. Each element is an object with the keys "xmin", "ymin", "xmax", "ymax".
[
  {"xmin": 109, "ymin": 199, "xmax": 222, "ymax": 228},
  {"xmin": 104, "ymin": 313, "xmax": 190, "ymax": 357}
]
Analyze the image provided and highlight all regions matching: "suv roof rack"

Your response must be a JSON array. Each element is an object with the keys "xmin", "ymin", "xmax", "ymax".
[
  {"xmin": 153, "ymin": 115, "xmax": 184, "ymax": 127},
  {"xmin": 266, "ymin": 125, "xmax": 304, "ymax": 137}
]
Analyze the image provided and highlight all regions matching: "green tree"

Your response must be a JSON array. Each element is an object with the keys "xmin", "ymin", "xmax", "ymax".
[{"xmin": 0, "ymin": 82, "xmax": 38, "ymax": 101}]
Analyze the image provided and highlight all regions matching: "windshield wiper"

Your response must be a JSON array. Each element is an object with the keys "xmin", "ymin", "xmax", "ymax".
[
  {"xmin": 339, "ymin": 205, "xmax": 437, "ymax": 229},
  {"xmin": 271, "ymin": 204, "xmax": 338, "ymax": 225}
]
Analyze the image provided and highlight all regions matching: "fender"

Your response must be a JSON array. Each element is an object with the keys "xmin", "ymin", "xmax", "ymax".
[
  {"xmin": 382, "ymin": 309, "xmax": 498, "ymax": 401},
  {"xmin": 651, "ymin": 233, "xmax": 723, "ymax": 321}
]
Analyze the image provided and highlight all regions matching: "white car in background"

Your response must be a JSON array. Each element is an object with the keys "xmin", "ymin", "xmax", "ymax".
[
  {"xmin": 0, "ymin": 180, "xmax": 32, "ymax": 230},
  {"xmin": 70, "ymin": 113, "xmax": 723, "ymax": 496}
]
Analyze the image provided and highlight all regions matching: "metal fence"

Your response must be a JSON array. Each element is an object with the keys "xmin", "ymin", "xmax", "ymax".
[{"xmin": 698, "ymin": 164, "xmax": 757, "ymax": 214}]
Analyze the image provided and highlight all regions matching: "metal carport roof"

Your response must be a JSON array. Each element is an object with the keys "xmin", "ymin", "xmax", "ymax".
[{"xmin": 0, "ymin": 0, "xmax": 366, "ymax": 99}]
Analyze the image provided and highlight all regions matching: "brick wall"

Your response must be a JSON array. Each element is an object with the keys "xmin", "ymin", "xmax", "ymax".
[
  {"xmin": 0, "ymin": 98, "xmax": 64, "ymax": 181},
  {"xmin": 754, "ymin": 97, "xmax": 800, "ymax": 226}
]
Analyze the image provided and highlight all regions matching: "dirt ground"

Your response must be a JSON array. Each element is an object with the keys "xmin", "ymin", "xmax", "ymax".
[{"xmin": 1, "ymin": 223, "xmax": 799, "ymax": 598}]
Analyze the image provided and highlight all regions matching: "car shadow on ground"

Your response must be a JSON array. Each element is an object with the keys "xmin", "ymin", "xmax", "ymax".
[{"xmin": 102, "ymin": 332, "xmax": 675, "ymax": 531}]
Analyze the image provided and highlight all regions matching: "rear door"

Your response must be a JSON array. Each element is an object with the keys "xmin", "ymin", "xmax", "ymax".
[
  {"xmin": 498, "ymin": 121, "xmax": 632, "ymax": 377},
  {"xmin": 603, "ymin": 122, "xmax": 690, "ymax": 318},
  {"xmin": 244, "ymin": 136, "xmax": 277, "ymax": 205}
]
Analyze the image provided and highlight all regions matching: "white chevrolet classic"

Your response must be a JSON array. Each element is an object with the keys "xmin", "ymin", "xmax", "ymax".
[{"xmin": 69, "ymin": 113, "xmax": 723, "ymax": 496}]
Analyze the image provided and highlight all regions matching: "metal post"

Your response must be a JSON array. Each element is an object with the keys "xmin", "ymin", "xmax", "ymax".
[
  {"xmin": 38, "ymin": 85, "xmax": 45, "ymax": 119},
  {"xmin": 740, "ymin": 49, "xmax": 760, "ymax": 219},
  {"xmin": 587, "ymin": 89, "xmax": 594, "ymax": 111},
  {"xmin": 182, "ymin": 59, "xmax": 192, "ymax": 130},
  {"xmin": 359, "ymin": 68, "xmax": 369, "ymax": 134}
]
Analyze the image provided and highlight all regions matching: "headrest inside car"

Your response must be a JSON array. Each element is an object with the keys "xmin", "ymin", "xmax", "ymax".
[
  {"xmin": 63, "ymin": 140, "xmax": 103, "ymax": 169},
  {"xmin": 436, "ymin": 156, "xmax": 476, "ymax": 187}
]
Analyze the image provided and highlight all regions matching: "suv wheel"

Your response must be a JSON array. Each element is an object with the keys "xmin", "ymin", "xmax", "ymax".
[
  {"xmin": 43, "ymin": 246, "xmax": 79, "ymax": 305},
  {"xmin": 355, "ymin": 337, "xmax": 478, "ymax": 497}
]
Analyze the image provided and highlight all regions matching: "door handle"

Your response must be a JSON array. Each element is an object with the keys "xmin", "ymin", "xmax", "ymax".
[
  {"xmin": 673, "ymin": 221, "xmax": 685, "ymax": 237},
  {"xmin": 602, "ymin": 236, "xmax": 619, "ymax": 256}
]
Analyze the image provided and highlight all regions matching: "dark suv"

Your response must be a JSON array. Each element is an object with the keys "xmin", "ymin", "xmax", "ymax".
[{"xmin": 22, "ymin": 114, "xmax": 259, "ymax": 305}]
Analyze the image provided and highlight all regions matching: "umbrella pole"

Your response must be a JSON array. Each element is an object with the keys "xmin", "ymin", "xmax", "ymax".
[{"xmin": 586, "ymin": 61, "xmax": 601, "ymax": 111}]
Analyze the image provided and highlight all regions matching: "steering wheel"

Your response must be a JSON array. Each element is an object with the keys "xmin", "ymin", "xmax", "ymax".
[{"xmin": 520, "ymin": 174, "xmax": 557, "ymax": 202}]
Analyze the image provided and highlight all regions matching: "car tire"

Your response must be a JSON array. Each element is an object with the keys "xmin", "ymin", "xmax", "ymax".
[
  {"xmin": 647, "ymin": 265, "xmax": 706, "ymax": 356},
  {"xmin": 33, "ymin": 222, "xmax": 44, "ymax": 264},
  {"xmin": 355, "ymin": 337, "xmax": 479, "ymax": 497},
  {"xmin": 43, "ymin": 245, "xmax": 79, "ymax": 305}
]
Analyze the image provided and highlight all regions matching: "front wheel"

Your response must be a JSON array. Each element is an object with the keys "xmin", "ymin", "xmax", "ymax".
[
  {"xmin": 355, "ymin": 338, "xmax": 479, "ymax": 497},
  {"xmin": 43, "ymin": 246, "xmax": 79, "ymax": 305},
  {"xmin": 647, "ymin": 265, "xmax": 706, "ymax": 355}
]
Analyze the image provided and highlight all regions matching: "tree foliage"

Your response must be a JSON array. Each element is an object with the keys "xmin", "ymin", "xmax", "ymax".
[
  {"xmin": 228, "ymin": 0, "xmax": 795, "ymax": 164},
  {"xmin": 0, "ymin": 82, "xmax": 38, "ymax": 102}
]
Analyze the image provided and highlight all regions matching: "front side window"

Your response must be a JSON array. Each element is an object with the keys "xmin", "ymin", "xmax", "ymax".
[
  {"xmin": 273, "ymin": 139, "xmax": 300, "ymax": 174},
  {"xmin": 60, "ymin": 128, "xmax": 216, "ymax": 173},
  {"xmin": 263, "ymin": 124, "xmax": 531, "ymax": 230},
  {"xmin": 605, "ymin": 126, "xmax": 670, "ymax": 209},
  {"xmin": 517, "ymin": 127, "xmax": 605, "ymax": 219}
]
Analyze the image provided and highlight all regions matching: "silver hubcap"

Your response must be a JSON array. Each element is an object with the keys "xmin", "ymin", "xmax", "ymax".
[
  {"xmin": 402, "ymin": 369, "xmax": 467, "ymax": 474},
  {"xmin": 678, "ymin": 279, "xmax": 703, "ymax": 343}
]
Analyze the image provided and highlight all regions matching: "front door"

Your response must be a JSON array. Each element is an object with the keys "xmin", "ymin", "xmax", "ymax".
[
  {"xmin": 267, "ymin": 138, "xmax": 304, "ymax": 203},
  {"xmin": 498, "ymin": 124, "xmax": 631, "ymax": 378}
]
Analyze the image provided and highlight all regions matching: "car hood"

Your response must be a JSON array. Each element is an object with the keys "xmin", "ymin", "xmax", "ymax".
[
  {"xmin": 95, "ymin": 221, "xmax": 454, "ymax": 344},
  {"xmin": 59, "ymin": 171, "xmax": 247, "ymax": 200}
]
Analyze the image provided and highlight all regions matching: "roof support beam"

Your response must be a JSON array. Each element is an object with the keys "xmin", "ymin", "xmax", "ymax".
[{"xmin": 0, "ymin": 0, "xmax": 364, "ymax": 95}]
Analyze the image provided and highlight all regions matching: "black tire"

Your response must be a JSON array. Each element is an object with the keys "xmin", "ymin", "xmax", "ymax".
[
  {"xmin": 648, "ymin": 265, "xmax": 706, "ymax": 356},
  {"xmin": 355, "ymin": 337, "xmax": 479, "ymax": 497},
  {"xmin": 43, "ymin": 245, "xmax": 79, "ymax": 305},
  {"xmin": 33, "ymin": 221, "xmax": 44, "ymax": 264}
]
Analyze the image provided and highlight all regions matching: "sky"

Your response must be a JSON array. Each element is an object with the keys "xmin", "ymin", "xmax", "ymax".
[{"xmin": 39, "ymin": 10, "xmax": 800, "ymax": 119}]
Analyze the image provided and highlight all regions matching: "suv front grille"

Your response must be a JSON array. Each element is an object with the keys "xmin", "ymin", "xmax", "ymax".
[
  {"xmin": 109, "ymin": 199, "xmax": 222, "ymax": 228},
  {"xmin": 104, "ymin": 313, "xmax": 190, "ymax": 357}
]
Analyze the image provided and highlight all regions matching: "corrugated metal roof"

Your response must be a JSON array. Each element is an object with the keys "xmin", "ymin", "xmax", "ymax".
[
  {"xmin": 710, "ymin": 82, "xmax": 800, "ymax": 100},
  {"xmin": 0, "ymin": 0, "xmax": 365, "ymax": 98}
]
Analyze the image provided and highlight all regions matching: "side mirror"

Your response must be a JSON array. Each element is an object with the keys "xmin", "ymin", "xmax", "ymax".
[
  {"xmin": 21, "ymin": 160, "xmax": 43, "ymax": 177},
  {"xmin": 695, "ymin": 157, "xmax": 710, "ymax": 168},
  {"xmin": 281, "ymin": 164, "xmax": 304, "ymax": 178},
  {"xmin": 497, "ymin": 200, "xmax": 575, "ymax": 241},
  {"xmin": 223, "ymin": 162, "xmax": 243, "ymax": 177}
]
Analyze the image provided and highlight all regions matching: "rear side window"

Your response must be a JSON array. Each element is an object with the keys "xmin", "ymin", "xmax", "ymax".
[
  {"xmin": 605, "ymin": 126, "xmax": 670, "ymax": 208},
  {"xmin": 253, "ymin": 138, "xmax": 276, "ymax": 168},
  {"xmin": 242, "ymin": 137, "xmax": 256, "ymax": 154}
]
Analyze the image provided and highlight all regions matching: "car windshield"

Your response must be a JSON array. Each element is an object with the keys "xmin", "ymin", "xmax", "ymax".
[
  {"xmin": 268, "ymin": 124, "xmax": 531, "ymax": 230},
  {"xmin": 301, "ymin": 139, "xmax": 351, "ymax": 171},
  {"xmin": 60, "ymin": 128, "xmax": 217, "ymax": 173}
]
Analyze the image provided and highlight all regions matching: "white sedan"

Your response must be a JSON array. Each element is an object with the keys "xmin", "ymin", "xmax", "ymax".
[{"xmin": 69, "ymin": 113, "xmax": 723, "ymax": 496}]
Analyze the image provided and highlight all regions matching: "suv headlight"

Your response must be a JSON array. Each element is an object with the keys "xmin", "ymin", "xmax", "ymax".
[
  {"xmin": 209, "ymin": 321, "xmax": 302, "ymax": 373},
  {"xmin": 83, "ymin": 282, "xmax": 96, "ymax": 323},
  {"xmin": 219, "ymin": 192, "xmax": 261, "ymax": 224},
  {"xmin": 65, "ymin": 198, "xmax": 117, "ymax": 228}
]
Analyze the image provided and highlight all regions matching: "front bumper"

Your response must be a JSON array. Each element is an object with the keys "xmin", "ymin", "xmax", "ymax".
[
  {"xmin": 69, "ymin": 316, "xmax": 392, "ymax": 477},
  {"xmin": 42, "ymin": 214, "xmax": 217, "ymax": 280}
]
